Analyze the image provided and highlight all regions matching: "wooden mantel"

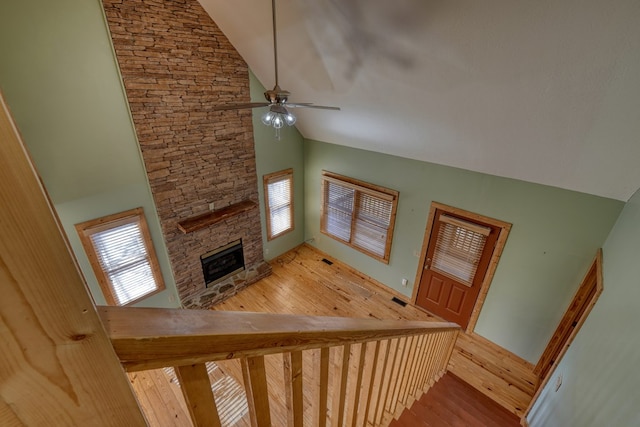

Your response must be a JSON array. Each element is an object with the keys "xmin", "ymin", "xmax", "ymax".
[{"xmin": 177, "ymin": 200, "xmax": 257, "ymax": 233}]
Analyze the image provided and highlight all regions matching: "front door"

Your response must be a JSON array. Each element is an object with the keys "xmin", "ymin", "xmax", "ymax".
[{"xmin": 415, "ymin": 209, "xmax": 500, "ymax": 329}]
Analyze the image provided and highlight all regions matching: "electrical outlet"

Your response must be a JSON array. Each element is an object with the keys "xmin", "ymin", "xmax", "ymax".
[
  {"xmin": 401, "ymin": 278, "xmax": 408, "ymax": 287},
  {"xmin": 555, "ymin": 373, "xmax": 563, "ymax": 391}
]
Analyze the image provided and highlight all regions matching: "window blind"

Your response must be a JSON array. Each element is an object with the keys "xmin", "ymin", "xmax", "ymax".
[
  {"xmin": 89, "ymin": 219, "xmax": 157, "ymax": 306},
  {"xmin": 431, "ymin": 215, "xmax": 490, "ymax": 286},
  {"xmin": 325, "ymin": 180, "xmax": 355, "ymax": 242},
  {"xmin": 353, "ymin": 192, "xmax": 393, "ymax": 257},
  {"xmin": 321, "ymin": 172, "xmax": 398, "ymax": 262},
  {"xmin": 266, "ymin": 173, "xmax": 293, "ymax": 237}
]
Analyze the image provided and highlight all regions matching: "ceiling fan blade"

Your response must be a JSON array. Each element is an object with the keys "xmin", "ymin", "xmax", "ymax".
[
  {"xmin": 212, "ymin": 102, "xmax": 270, "ymax": 111},
  {"xmin": 213, "ymin": 1, "xmax": 341, "ymax": 121},
  {"xmin": 287, "ymin": 103, "xmax": 341, "ymax": 111}
]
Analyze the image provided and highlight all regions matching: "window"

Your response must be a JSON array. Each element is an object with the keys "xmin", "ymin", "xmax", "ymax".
[
  {"xmin": 321, "ymin": 171, "xmax": 399, "ymax": 263},
  {"xmin": 431, "ymin": 215, "xmax": 491, "ymax": 286},
  {"xmin": 75, "ymin": 207, "xmax": 165, "ymax": 306},
  {"xmin": 264, "ymin": 168, "xmax": 294, "ymax": 240}
]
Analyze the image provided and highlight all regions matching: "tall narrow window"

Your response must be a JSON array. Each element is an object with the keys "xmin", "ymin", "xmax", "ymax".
[
  {"xmin": 75, "ymin": 207, "xmax": 165, "ymax": 306},
  {"xmin": 321, "ymin": 171, "xmax": 399, "ymax": 263},
  {"xmin": 264, "ymin": 168, "xmax": 294, "ymax": 240}
]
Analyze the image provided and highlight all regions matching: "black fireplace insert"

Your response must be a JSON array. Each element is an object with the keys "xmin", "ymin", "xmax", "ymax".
[{"xmin": 200, "ymin": 239, "xmax": 245, "ymax": 286}]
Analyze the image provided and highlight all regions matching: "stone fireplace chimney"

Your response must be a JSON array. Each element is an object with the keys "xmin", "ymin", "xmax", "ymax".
[{"xmin": 103, "ymin": 0, "xmax": 271, "ymax": 308}]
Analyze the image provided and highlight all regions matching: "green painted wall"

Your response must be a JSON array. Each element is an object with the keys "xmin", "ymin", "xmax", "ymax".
[
  {"xmin": 250, "ymin": 72, "xmax": 306, "ymax": 260},
  {"xmin": 527, "ymin": 187, "xmax": 640, "ymax": 426},
  {"xmin": 0, "ymin": 0, "xmax": 632, "ymax": 389},
  {"xmin": 303, "ymin": 140, "xmax": 623, "ymax": 362},
  {"xmin": 0, "ymin": 0, "xmax": 180, "ymax": 308}
]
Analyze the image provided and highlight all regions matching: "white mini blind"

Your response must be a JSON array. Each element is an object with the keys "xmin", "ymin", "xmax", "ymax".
[
  {"xmin": 89, "ymin": 218, "xmax": 158, "ymax": 306},
  {"xmin": 325, "ymin": 180, "xmax": 355, "ymax": 242},
  {"xmin": 322, "ymin": 172, "xmax": 398, "ymax": 262},
  {"xmin": 266, "ymin": 171, "xmax": 293, "ymax": 238},
  {"xmin": 75, "ymin": 207, "xmax": 165, "ymax": 307},
  {"xmin": 431, "ymin": 215, "xmax": 491, "ymax": 286},
  {"xmin": 353, "ymin": 192, "xmax": 393, "ymax": 257}
]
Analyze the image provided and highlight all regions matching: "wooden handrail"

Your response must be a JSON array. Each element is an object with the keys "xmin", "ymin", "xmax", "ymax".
[
  {"xmin": 98, "ymin": 306, "xmax": 458, "ymax": 372},
  {"xmin": 100, "ymin": 306, "xmax": 459, "ymax": 426}
]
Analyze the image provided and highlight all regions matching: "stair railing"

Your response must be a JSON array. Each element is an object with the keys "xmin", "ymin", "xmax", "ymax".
[{"xmin": 99, "ymin": 306, "xmax": 459, "ymax": 427}]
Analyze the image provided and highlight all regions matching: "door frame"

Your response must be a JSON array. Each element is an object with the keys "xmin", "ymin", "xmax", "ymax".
[{"xmin": 411, "ymin": 202, "xmax": 512, "ymax": 332}]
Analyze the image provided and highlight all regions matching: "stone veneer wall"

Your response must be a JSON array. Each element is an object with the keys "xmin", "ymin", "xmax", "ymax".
[{"xmin": 103, "ymin": 0, "xmax": 270, "ymax": 308}]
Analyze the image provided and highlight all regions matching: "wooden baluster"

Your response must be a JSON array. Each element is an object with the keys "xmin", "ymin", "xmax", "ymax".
[
  {"xmin": 436, "ymin": 332, "xmax": 450, "ymax": 378},
  {"xmin": 361, "ymin": 340, "xmax": 381, "ymax": 426},
  {"xmin": 375, "ymin": 338, "xmax": 398, "ymax": 426},
  {"xmin": 346, "ymin": 342, "xmax": 368, "ymax": 427},
  {"xmin": 241, "ymin": 356, "xmax": 271, "ymax": 427},
  {"xmin": 386, "ymin": 335, "xmax": 412, "ymax": 418},
  {"xmin": 370, "ymin": 339, "xmax": 393, "ymax": 427},
  {"xmin": 398, "ymin": 335, "xmax": 419, "ymax": 408},
  {"xmin": 174, "ymin": 363, "xmax": 222, "ymax": 427},
  {"xmin": 406, "ymin": 334, "xmax": 426, "ymax": 402},
  {"xmin": 417, "ymin": 334, "xmax": 436, "ymax": 392},
  {"xmin": 377, "ymin": 337, "xmax": 398, "ymax": 424},
  {"xmin": 331, "ymin": 344, "xmax": 351, "ymax": 427},
  {"xmin": 444, "ymin": 330, "xmax": 458, "ymax": 370},
  {"xmin": 435, "ymin": 332, "xmax": 450, "ymax": 377},
  {"xmin": 426, "ymin": 334, "xmax": 441, "ymax": 389},
  {"xmin": 283, "ymin": 351, "xmax": 303, "ymax": 427},
  {"xmin": 318, "ymin": 347, "xmax": 330, "ymax": 427},
  {"xmin": 417, "ymin": 334, "xmax": 433, "ymax": 394}
]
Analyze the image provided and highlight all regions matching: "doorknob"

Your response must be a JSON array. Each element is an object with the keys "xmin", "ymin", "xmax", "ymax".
[{"xmin": 425, "ymin": 258, "xmax": 431, "ymax": 269}]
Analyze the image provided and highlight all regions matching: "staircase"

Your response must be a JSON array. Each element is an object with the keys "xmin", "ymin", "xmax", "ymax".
[
  {"xmin": 391, "ymin": 373, "xmax": 521, "ymax": 427},
  {"xmin": 99, "ymin": 306, "xmax": 459, "ymax": 426}
]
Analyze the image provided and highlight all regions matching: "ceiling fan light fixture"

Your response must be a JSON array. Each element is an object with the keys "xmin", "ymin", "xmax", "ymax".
[
  {"xmin": 272, "ymin": 114, "xmax": 284, "ymax": 129},
  {"xmin": 211, "ymin": 0, "xmax": 338, "ymax": 140},
  {"xmin": 284, "ymin": 111, "xmax": 296, "ymax": 126},
  {"xmin": 261, "ymin": 109, "xmax": 296, "ymax": 139},
  {"xmin": 261, "ymin": 111, "xmax": 275, "ymax": 126}
]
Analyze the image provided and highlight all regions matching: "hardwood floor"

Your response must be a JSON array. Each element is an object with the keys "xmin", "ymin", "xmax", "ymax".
[
  {"xmin": 390, "ymin": 373, "xmax": 521, "ymax": 427},
  {"xmin": 213, "ymin": 245, "xmax": 438, "ymax": 322},
  {"xmin": 214, "ymin": 244, "xmax": 535, "ymax": 418},
  {"xmin": 127, "ymin": 244, "xmax": 535, "ymax": 425},
  {"xmin": 448, "ymin": 332, "xmax": 536, "ymax": 418}
]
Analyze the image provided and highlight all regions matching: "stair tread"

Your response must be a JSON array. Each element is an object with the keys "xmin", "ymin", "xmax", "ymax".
[{"xmin": 395, "ymin": 373, "xmax": 521, "ymax": 427}]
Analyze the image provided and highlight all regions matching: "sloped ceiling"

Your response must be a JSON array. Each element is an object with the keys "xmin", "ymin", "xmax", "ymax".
[{"xmin": 198, "ymin": 0, "xmax": 640, "ymax": 201}]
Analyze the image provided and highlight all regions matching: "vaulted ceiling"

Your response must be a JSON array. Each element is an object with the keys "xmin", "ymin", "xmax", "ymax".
[{"xmin": 198, "ymin": 0, "xmax": 640, "ymax": 201}]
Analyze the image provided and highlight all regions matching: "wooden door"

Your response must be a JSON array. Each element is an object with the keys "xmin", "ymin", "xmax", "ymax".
[{"xmin": 415, "ymin": 209, "xmax": 500, "ymax": 329}]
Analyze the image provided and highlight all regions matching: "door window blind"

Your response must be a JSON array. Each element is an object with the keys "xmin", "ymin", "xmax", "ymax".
[
  {"xmin": 431, "ymin": 214, "xmax": 490, "ymax": 286},
  {"xmin": 321, "ymin": 172, "xmax": 398, "ymax": 263}
]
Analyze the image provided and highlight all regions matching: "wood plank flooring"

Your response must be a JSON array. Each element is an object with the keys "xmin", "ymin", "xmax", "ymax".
[
  {"xmin": 390, "ymin": 373, "xmax": 521, "ymax": 427},
  {"xmin": 215, "ymin": 244, "xmax": 535, "ymax": 418},
  {"xmin": 127, "ymin": 244, "xmax": 535, "ymax": 425},
  {"xmin": 447, "ymin": 332, "xmax": 536, "ymax": 418}
]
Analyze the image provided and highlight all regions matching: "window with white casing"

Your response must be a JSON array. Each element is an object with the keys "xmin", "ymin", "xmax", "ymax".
[
  {"xmin": 321, "ymin": 171, "xmax": 399, "ymax": 263},
  {"xmin": 264, "ymin": 168, "xmax": 294, "ymax": 240},
  {"xmin": 75, "ymin": 207, "xmax": 165, "ymax": 306}
]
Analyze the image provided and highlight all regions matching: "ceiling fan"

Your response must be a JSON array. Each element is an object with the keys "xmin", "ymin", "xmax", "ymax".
[{"xmin": 212, "ymin": 0, "xmax": 340, "ymax": 139}]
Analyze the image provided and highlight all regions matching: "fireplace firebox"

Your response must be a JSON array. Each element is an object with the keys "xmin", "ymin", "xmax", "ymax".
[{"xmin": 200, "ymin": 239, "xmax": 245, "ymax": 286}]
